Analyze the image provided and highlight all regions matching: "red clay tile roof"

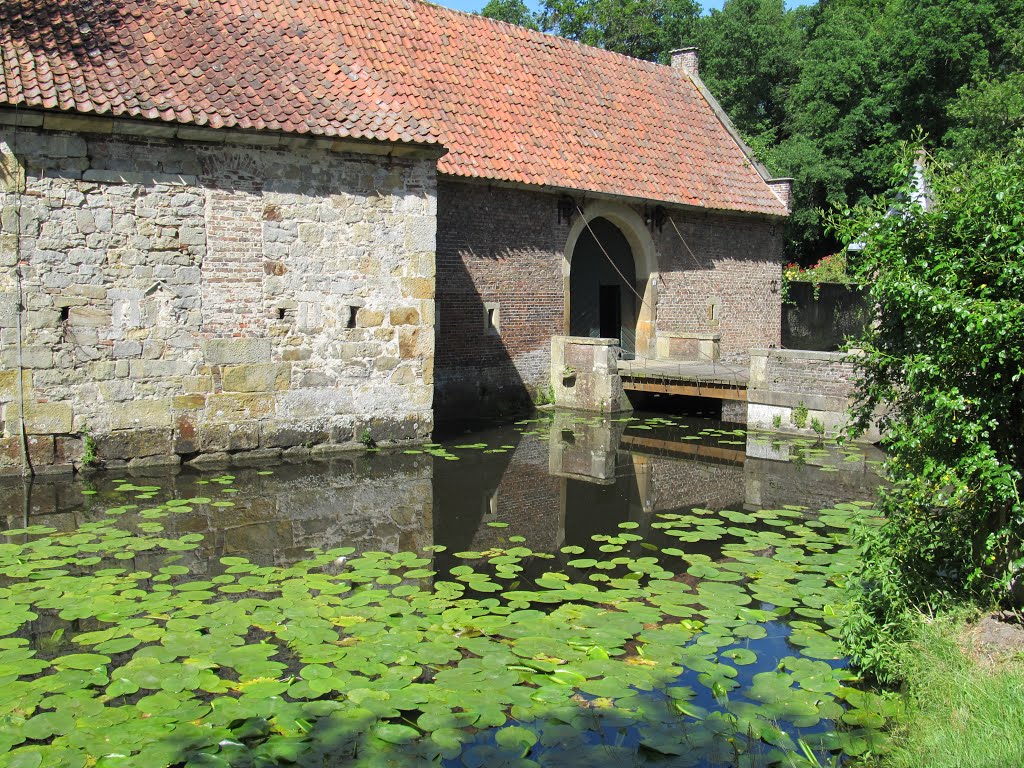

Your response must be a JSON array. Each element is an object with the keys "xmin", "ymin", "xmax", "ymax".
[{"xmin": 0, "ymin": 0, "xmax": 788, "ymax": 216}]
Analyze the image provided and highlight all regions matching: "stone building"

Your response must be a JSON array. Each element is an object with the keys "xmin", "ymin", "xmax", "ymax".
[{"xmin": 0, "ymin": 0, "xmax": 789, "ymax": 473}]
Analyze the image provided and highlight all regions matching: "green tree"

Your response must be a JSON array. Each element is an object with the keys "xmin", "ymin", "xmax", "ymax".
[
  {"xmin": 537, "ymin": 0, "xmax": 700, "ymax": 62},
  {"xmin": 770, "ymin": 0, "xmax": 894, "ymax": 262},
  {"xmin": 945, "ymin": 72, "xmax": 1024, "ymax": 159},
  {"xmin": 695, "ymin": 0, "xmax": 806, "ymax": 140},
  {"xmin": 832, "ymin": 145, "xmax": 1024, "ymax": 681},
  {"xmin": 943, "ymin": 25, "xmax": 1024, "ymax": 159},
  {"xmin": 479, "ymin": 0, "xmax": 540, "ymax": 29},
  {"xmin": 878, "ymin": 0, "xmax": 1024, "ymax": 142}
]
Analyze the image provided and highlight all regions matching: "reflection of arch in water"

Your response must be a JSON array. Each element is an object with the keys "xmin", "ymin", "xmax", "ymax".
[{"xmin": 563, "ymin": 203, "xmax": 658, "ymax": 359}]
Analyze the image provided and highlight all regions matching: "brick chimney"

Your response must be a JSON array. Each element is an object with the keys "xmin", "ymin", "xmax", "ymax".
[
  {"xmin": 767, "ymin": 178, "xmax": 794, "ymax": 212},
  {"xmin": 670, "ymin": 47, "xmax": 700, "ymax": 78}
]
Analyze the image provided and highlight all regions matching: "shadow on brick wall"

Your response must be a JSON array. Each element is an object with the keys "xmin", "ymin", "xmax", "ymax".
[{"xmin": 433, "ymin": 255, "xmax": 535, "ymax": 421}]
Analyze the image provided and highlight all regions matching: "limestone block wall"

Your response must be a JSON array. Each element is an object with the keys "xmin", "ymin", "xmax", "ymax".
[
  {"xmin": 434, "ymin": 178, "xmax": 784, "ymax": 417},
  {"xmin": 0, "ymin": 120, "xmax": 437, "ymax": 474},
  {"xmin": 550, "ymin": 335, "xmax": 630, "ymax": 414}
]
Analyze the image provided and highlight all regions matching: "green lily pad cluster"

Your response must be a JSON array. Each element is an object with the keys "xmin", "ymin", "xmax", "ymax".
[{"xmin": 0, "ymin": 479, "xmax": 897, "ymax": 768}]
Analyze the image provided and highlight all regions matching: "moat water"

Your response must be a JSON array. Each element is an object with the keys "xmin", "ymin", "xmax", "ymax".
[{"xmin": 0, "ymin": 410, "xmax": 892, "ymax": 767}]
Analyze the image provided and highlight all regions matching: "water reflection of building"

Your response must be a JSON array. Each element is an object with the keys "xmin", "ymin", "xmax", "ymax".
[
  {"xmin": 437, "ymin": 413, "xmax": 885, "ymax": 557},
  {"xmin": 743, "ymin": 437, "xmax": 885, "ymax": 511},
  {"xmin": 0, "ymin": 456, "xmax": 434, "ymax": 574}
]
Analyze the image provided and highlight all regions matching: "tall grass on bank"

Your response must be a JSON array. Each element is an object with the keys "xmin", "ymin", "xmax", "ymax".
[{"xmin": 880, "ymin": 614, "xmax": 1024, "ymax": 768}]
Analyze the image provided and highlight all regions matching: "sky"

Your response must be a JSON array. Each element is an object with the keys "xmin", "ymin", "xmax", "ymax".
[{"xmin": 436, "ymin": 0, "xmax": 814, "ymax": 16}]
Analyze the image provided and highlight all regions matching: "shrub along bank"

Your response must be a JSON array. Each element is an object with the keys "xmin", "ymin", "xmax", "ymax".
[{"xmin": 831, "ymin": 144, "xmax": 1024, "ymax": 763}]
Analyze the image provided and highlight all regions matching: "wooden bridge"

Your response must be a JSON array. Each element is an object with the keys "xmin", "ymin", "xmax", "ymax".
[{"xmin": 617, "ymin": 359, "xmax": 749, "ymax": 402}]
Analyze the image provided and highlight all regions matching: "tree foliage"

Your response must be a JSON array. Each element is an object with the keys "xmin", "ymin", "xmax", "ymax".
[
  {"xmin": 831, "ymin": 145, "xmax": 1024, "ymax": 680},
  {"xmin": 481, "ymin": 0, "xmax": 700, "ymax": 62},
  {"xmin": 479, "ymin": 0, "xmax": 540, "ymax": 29},
  {"xmin": 537, "ymin": 0, "xmax": 700, "ymax": 62}
]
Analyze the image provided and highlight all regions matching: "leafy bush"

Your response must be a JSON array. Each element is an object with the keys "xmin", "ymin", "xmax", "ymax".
[
  {"xmin": 830, "ymin": 144, "xmax": 1024, "ymax": 681},
  {"xmin": 791, "ymin": 402, "xmax": 809, "ymax": 430}
]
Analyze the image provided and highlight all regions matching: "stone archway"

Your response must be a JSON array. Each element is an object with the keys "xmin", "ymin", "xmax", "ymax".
[{"xmin": 563, "ymin": 202, "xmax": 658, "ymax": 359}]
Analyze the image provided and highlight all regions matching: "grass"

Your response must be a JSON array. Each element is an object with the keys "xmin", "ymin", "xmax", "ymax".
[{"xmin": 878, "ymin": 612, "xmax": 1024, "ymax": 768}]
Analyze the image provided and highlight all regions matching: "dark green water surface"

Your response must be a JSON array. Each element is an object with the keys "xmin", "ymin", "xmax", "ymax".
[{"xmin": 0, "ymin": 411, "xmax": 897, "ymax": 768}]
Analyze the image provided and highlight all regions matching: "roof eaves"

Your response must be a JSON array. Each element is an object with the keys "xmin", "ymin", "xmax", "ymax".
[
  {"xmin": 0, "ymin": 105, "xmax": 448, "ymax": 158},
  {"xmin": 439, "ymin": 170, "xmax": 791, "ymax": 221}
]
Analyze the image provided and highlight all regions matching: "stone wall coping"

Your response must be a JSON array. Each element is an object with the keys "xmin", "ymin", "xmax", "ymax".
[
  {"xmin": 659, "ymin": 331, "xmax": 721, "ymax": 341},
  {"xmin": 561, "ymin": 336, "xmax": 620, "ymax": 347},
  {"xmin": 0, "ymin": 108, "xmax": 447, "ymax": 161},
  {"xmin": 749, "ymin": 348, "xmax": 858, "ymax": 363},
  {"xmin": 746, "ymin": 390, "xmax": 850, "ymax": 412}
]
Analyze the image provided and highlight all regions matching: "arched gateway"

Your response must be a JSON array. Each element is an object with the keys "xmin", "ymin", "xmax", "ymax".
[{"xmin": 563, "ymin": 203, "xmax": 658, "ymax": 359}]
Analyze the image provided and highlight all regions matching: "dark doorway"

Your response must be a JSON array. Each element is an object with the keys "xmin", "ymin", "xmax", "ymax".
[
  {"xmin": 569, "ymin": 218, "xmax": 637, "ymax": 357},
  {"xmin": 599, "ymin": 285, "xmax": 621, "ymax": 340}
]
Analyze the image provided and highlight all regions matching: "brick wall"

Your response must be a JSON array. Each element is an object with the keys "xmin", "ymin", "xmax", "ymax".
[
  {"xmin": 648, "ymin": 454, "xmax": 746, "ymax": 513},
  {"xmin": 0, "ymin": 123, "xmax": 437, "ymax": 473},
  {"xmin": 652, "ymin": 214, "xmax": 782, "ymax": 356},
  {"xmin": 435, "ymin": 179, "xmax": 784, "ymax": 416},
  {"xmin": 434, "ymin": 180, "xmax": 567, "ymax": 415},
  {"xmin": 746, "ymin": 349, "xmax": 878, "ymax": 440}
]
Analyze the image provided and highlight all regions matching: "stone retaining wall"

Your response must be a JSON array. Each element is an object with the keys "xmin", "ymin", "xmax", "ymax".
[
  {"xmin": 746, "ymin": 348, "xmax": 879, "ymax": 441},
  {"xmin": 0, "ymin": 119, "xmax": 438, "ymax": 474}
]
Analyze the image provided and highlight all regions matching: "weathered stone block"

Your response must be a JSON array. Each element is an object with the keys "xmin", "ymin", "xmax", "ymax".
[
  {"xmin": 391, "ymin": 366, "xmax": 417, "ymax": 385},
  {"xmin": 96, "ymin": 428, "xmax": 172, "ymax": 460},
  {"xmin": 173, "ymin": 415, "xmax": 198, "ymax": 454},
  {"xmin": 54, "ymin": 435, "xmax": 83, "ymax": 465},
  {"xmin": 0, "ymin": 434, "xmax": 56, "ymax": 471},
  {"xmin": 389, "ymin": 307, "xmax": 420, "ymax": 326},
  {"xmin": 281, "ymin": 348, "xmax": 312, "ymax": 362},
  {"xmin": 27, "ymin": 435, "xmax": 54, "ymax": 467},
  {"xmin": 221, "ymin": 363, "xmax": 291, "ymax": 393},
  {"xmin": 0, "ymin": 292, "xmax": 19, "ymax": 329},
  {"xmin": 183, "ymin": 375, "xmax": 214, "ymax": 393},
  {"xmin": 203, "ymin": 338, "xmax": 272, "ymax": 365},
  {"xmin": 107, "ymin": 398, "xmax": 172, "ymax": 430},
  {"xmin": 355, "ymin": 308, "xmax": 384, "ymax": 328},
  {"xmin": 3, "ymin": 401, "xmax": 73, "ymax": 435},
  {"xmin": 129, "ymin": 360, "xmax": 194, "ymax": 378},
  {"xmin": 25, "ymin": 309, "xmax": 58, "ymax": 331},
  {"xmin": 0, "ymin": 234, "xmax": 17, "ymax": 267},
  {"xmin": 97, "ymin": 380, "xmax": 134, "ymax": 402},
  {"xmin": 0, "ymin": 148, "xmax": 25, "ymax": 193},
  {"xmin": 199, "ymin": 421, "xmax": 260, "ymax": 451},
  {"xmin": 1, "ymin": 346, "xmax": 54, "ymax": 369},
  {"xmin": 112, "ymin": 341, "xmax": 142, "ymax": 358},
  {"xmin": 67, "ymin": 306, "xmax": 108, "ymax": 328},
  {"xmin": 186, "ymin": 451, "xmax": 232, "ymax": 470},
  {"xmin": 42, "ymin": 113, "xmax": 113, "ymax": 134},
  {"xmin": 259, "ymin": 424, "xmax": 329, "ymax": 449},
  {"xmin": 399, "ymin": 327, "xmax": 427, "ymax": 359},
  {"xmin": 0, "ymin": 369, "xmax": 31, "ymax": 400},
  {"xmin": 172, "ymin": 395, "xmax": 207, "ymax": 410},
  {"xmin": 205, "ymin": 393, "xmax": 275, "ymax": 420},
  {"xmin": 400, "ymin": 277, "xmax": 433, "ymax": 300},
  {"xmin": 352, "ymin": 415, "xmax": 422, "ymax": 444}
]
